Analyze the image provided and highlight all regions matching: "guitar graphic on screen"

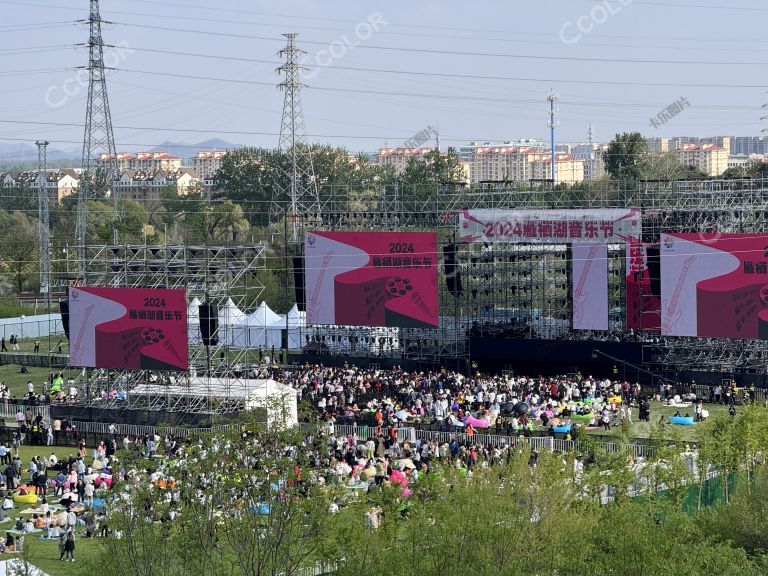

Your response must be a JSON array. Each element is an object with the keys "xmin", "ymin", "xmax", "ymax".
[
  {"xmin": 662, "ymin": 255, "xmax": 696, "ymax": 335},
  {"xmin": 308, "ymin": 252, "xmax": 333, "ymax": 322},
  {"xmin": 71, "ymin": 303, "xmax": 95, "ymax": 364},
  {"xmin": 573, "ymin": 244, "xmax": 601, "ymax": 324}
]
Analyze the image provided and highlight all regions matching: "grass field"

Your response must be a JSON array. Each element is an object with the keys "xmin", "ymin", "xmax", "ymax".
[
  {"xmin": 0, "ymin": 443, "xmax": 104, "ymax": 576},
  {"xmin": 580, "ymin": 400, "xmax": 737, "ymax": 442},
  {"xmin": 0, "ymin": 364, "xmax": 59, "ymax": 400}
]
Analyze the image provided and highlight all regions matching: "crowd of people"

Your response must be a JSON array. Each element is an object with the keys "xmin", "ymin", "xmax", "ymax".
[{"xmin": 269, "ymin": 365, "xmax": 662, "ymax": 437}]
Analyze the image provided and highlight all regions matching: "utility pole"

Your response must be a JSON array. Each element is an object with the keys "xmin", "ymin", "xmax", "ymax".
[
  {"xmin": 76, "ymin": 0, "xmax": 119, "ymax": 270},
  {"xmin": 36, "ymin": 140, "xmax": 50, "ymax": 294},
  {"xmin": 271, "ymin": 32, "xmax": 319, "ymax": 244},
  {"xmin": 547, "ymin": 90, "xmax": 559, "ymax": 189}
]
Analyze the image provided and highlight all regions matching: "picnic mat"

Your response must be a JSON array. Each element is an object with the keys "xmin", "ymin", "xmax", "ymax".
[{"xmin": 19, "ymin": 505, "xmax": 64, "ymax": 515}]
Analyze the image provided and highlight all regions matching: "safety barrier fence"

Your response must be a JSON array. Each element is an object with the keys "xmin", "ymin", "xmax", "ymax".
[
  {"xmin": 0, "ymin": 403, "xmax": 50, "ymax": 422},
  {"xmin": 331, "ymin": 424, "xmax": 654, "ymax": 458},
  {"xmin": 67, "ymin": 420, "xmax": 240, "ymax": 440}
]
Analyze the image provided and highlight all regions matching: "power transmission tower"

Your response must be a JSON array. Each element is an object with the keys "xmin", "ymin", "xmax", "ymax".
[
  {"xmin": 36, "ymin": 140, "xmax": 50, "ymax": 294},
  {"xmin": 271, "ymin": 33, "xmax": 319, "ymax": 243},
  {"xmin": 76, "ymin": 0, "xmax": 119, "ymax": 265},
  {"xmin": 547, "ymin": 90, "xmax": 559, "ymax": 188}
]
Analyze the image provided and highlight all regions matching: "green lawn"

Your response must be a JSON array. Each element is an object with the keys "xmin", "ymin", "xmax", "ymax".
[
  {"xmin": 582, "ymin": 400, "xmax": 737, "ymax": 442},
  {"xmin": 0, "ymin": 444, "xmax": 103, "ymax": 576},
  {"xmin": 0, "ymin": 364, "xmax": 56, "ymax": 400}
]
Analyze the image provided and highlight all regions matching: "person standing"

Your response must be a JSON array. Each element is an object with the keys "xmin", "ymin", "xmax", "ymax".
[
  {"xmin": 33, "ymin": 339, "xmax": 40, "ymax": 353},
  {"xmin": 1, "ymin": 337, "xmax": 6, "ymax": 352}
]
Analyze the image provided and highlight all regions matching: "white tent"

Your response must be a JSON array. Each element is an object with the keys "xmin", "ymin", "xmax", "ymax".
[
  {"xmin": 218, "ymin": 298, "xmax": 248, "ymax": 346},
  {"xmin": 130, "ymin": 377, "xmax": 298, "ymax": 428},
  {"xmin": 187, "ymin": 297, "xmax": 202, "ymax": 345},
  {"xmin": 230, "ymin": 301, "xmax": 283, "ymax": 349},
  {"xmin": 285, "ymin": 303, "xmax": 306, "ymax": 350}
]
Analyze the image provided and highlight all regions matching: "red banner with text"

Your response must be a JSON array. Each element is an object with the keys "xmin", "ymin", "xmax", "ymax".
[{"xmin": 69, "ymin": 287, "xmax": 188, "ymax": 371}]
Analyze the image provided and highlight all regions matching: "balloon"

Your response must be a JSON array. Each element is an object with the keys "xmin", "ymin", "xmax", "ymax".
[{"xmin": 512, "ymin": 402, "xmax": 529, "ymax": 417}]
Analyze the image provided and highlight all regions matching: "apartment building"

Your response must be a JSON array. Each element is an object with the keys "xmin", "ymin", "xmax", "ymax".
[
  {"xmin": 674, "ymin": 144, "xmax": 728, "ymax": 176},
  {"xmin": 113, "ymin": 168, "xmax": 200, "ymax": 203},
  {"xmin": 458, "ymin": 139, "xmax": 545, "ymax": 160},
  {"xmin": 99, "ymin": 152, "xmax": 183, "ymax": 174},
  {"xmin": 531, "ymin": 156, "xmax": 586, "ymax": 186},
  {"xmin": 645, "ymin": 138, "xmax": 669, "ymax": 154},
  {"xmin": 1, "ymin": 169, "xmax": 79, "ymax": 205},
  {"xmin": 191, "ymin": 151, "xmax": 228, "ymax": 179},
  {"xmin": 571, "ymin": 143, "xmax": 607, "ymax": 180},
  {"xmin": 373, "ymin": 147, "xmax": 436, "ymax": 174}
]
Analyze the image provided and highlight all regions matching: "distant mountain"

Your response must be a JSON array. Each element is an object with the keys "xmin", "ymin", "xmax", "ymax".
[
  {"xmin": 0, "ymin": 138, "xmax": 244, "ymax": 169},
  {"xmin": 0, "ymin": 142, "xmax": 80, "ymax": 169},
  {"xmin": 147, "ymin": 139, "xmax": 241, "ymax": 158}
]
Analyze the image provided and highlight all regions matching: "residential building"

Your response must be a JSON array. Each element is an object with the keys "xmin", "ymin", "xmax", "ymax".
[
  {"xmin": 458, "ymin": 139, "xmax": 545, "ymax": 160},
  {"xmin": 0, "ymin": 169, "xmax": 79, "ymax": 205},
  {"xmin": 112, "ymin": 168, "xmax": 200, "ymax": 204},
  {"xmin": 731, "ymin": 136, "xmax": 768, "ymax": 156},
  {"xmin": 99, "ymin": 152, "xmax": 182, "ymax": 174},
  {"xmin": 531, "ymin": 156, "xmax": 585, "ymax": 186},
  {"xmin": 468, "ymin": 146, "xmax": 541, "ymax": 183},
  {"xmin": 191, "ymin": 151, "xmax": 228, "ymax": 179},
  {"xmin": 571, "ymin": 143, "xmax": 607, "ymax": 180},
  {"xmin": 701, "ymin": 136, "xmax": 730, "ymax": 155},
  {"xmin": 372, "ymin": 147, "xmax": 436, "ymax": 174},
  {"xmin": 674, "ymin": 144, "xmax": 728, "ymax": 176},
  {"xmin": 645, "ymin": 138, "xmax": 669, "ymax": 154}
]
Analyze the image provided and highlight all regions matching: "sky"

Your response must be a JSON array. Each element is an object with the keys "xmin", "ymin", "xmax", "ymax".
[{"xmin": 0, "ymin": 0, "xmax": 766, "ymax": 158}]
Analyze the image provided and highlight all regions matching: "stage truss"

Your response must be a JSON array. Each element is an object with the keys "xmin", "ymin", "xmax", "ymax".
[
  {"xmin": 298, "ymin": 178, "xmax": 768, "ymax": 376},
  {"xmin": 69, "ymin": 243, "xmax": 265, "ymax": 414}
]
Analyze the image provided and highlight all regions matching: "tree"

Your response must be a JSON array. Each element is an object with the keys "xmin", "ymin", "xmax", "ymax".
[
  {"xmin": 723, "ymin": 161, "xmax": 768, "ymax": 179},
  {"xmin": 213, "ymin": 147, "xmax": 281, "ymax": 227},
  {"xmin": 604, "ymin": 132, "xmax": 647, "ymax": 182},
  {"xmin": 0, "ymin": 211, "xmax": 37, "ymax": 292},
  {"xmin": 641, "ymin": 151, "xmax": 708, "ymax": 181},
  {"xmin": 183, "ymin": 200, "xmax": 250, "ymax": 243}
]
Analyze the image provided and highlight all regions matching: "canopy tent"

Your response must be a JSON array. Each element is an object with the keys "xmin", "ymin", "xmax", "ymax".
[
  {"xmin": 130, "ymin": 377, "xmax": 298, "ymax": 428},
  {"xmin": 285, "ymin": 303, "xmax": 306, "ymax": 350},
  {"xmin": 218, "ymin": 298, "xmax": 248, "ymax": 347},
  {"xmin": 187, "ymin": 297, "xmax": 201, "ymax": 345},
  {"xmin": 230, "ymin": 301, "xmax": 283, "ymax": 349}
]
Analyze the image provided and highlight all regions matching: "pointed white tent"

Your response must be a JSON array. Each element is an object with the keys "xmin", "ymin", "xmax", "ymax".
[
  {"xmin": 218, "ymin": 298, "xmax": 248, "ymax": 346},
  {"xmin": 285, "ymin": 303, "xmax": 306, "ymax": 350},
  {"xmin": 243, "ymin": 301, "xmax": 283, "ymax": 349}
]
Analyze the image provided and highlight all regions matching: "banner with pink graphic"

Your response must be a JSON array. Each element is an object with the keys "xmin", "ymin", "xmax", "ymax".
[
  {"xmin": 661, "ymin": 233, "xmax": 768, "ymax": 338},
  {"xmin": 572, "ymin": 243, "xmax": 608, "ymax": 330},
  {"xmin": 459, "ymin": 208, "xmax": 641, "ymax": 244},
  {"xmin": 304, "ymin": 231, "xmax": 439, "ymax": 328},
  {"xmin": 626, "ymin": 240, "xmax": 661, "ymax": 331},
  {"xmin": 69, "ymin": 287, "xmax": 188, "ymax": 370}
]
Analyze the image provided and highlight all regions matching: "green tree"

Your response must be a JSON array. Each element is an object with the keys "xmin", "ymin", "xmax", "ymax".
[
  {"xmin": 182, "ymin": 200, "xmax": 250, "ymax": 243},
  {"xmin": 604, "ymin": 132, "xmax": 647, "ymax": 182},
  {"xmin": 0, "ymin": 211, "xmax": 38, "ymax": 292},
  {"xmin": 641, "ymin": 151, "xmax": 708, "ymax": 180}
]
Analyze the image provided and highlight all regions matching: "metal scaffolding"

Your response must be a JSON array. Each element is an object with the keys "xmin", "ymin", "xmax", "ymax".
[
  {"xmin": 69, "ymin": 242, "xmax": 265, "ymax": 414},
  {"xmin": 298, "ymin": 179, "xmax": 768, "ymax": 375}
]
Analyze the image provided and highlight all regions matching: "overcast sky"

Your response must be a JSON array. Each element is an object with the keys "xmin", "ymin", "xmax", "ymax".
[{"xmin": 1, "ymin": 0, "xmax": 766, "ymax": 155}]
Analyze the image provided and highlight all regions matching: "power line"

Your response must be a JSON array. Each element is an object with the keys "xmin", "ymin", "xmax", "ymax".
[
  {"xmin": 111, "ymin": 22, "xmax": 767, "ymax": 66},
  {"xmin": 123, "ymin": 46, "xmax": 768, "ymax": 89}
]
